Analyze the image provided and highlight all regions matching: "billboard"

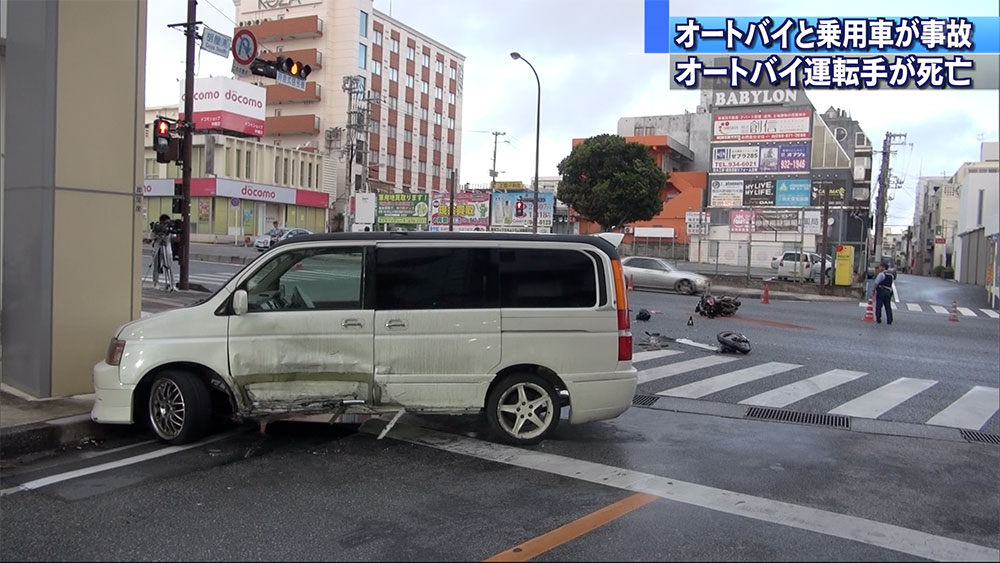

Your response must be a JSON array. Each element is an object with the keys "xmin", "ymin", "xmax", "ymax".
[
  {"xmin": 775, "ymin": 178, "xmax": 812, "ymax": 206},
  {"xmin": 812, "ymin": 179, "xmax": 848, "ymax": 206},
  {"xmin": 377, "ymin": 192, "xmax": 429, "ymax": 224},
  {"xmin": 729, "ymin": 209, "xmax": 754, "ymax": 233},
  {"xmin": 712, "ymin": 145, "xmax": 760, "ymax": 173},
  {"xmin": 712, "ymin": 111, "xmax": 812, "ymax": 143},
  {"xmin": 709, "ymin": 179, "xmax": 744, "ymax": 207},
  {"xmin": 712, "ymin": 143, "xmax": 810, "ymax": 174},
  {"xmin": 491, "ymin": 191, "xmax": 554, "ymax": 228},
  {"xmin": 742, "ymin": 179, "xmax": 776, "ymax": 206},
  {"xmin": 178, "ymin": 77, "xmax": 266, "ymax": 137},
  {"xmin": 429, "ymin": 192, "xmax": 491, "ymax": 231},
  {"xmin": 728, "ymin": 209, "xmax": 822, "ymax": 233}
]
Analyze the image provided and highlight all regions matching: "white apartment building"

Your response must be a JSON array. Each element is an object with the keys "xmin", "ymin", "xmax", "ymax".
[
  {"xmin": 233, "ymin": 0, "xmax": 465, "ymax": 228},
  {"xmin": 954, "ymin": 142, "xmax": 999, "ymax": 302}
]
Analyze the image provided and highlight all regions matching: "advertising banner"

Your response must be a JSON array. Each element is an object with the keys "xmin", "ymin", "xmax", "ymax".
[
  {"xmin": 491, "ymin": 191, "xmax": 554, "ymax": 228},
  {"xmin": 812, "ymin": 179, "xmax": 848, "ymax": 206},
  {"xmin": 712, "ymin": 145, "xmax": 759, "ymax": 173},
  {"xmin": 429, "ymin": 192, "xmax": 491, "ymax": 231},
  {"xmin": 215, "ymin": 178, "xmax": 296, "ymax": 205},
  {"xmin": 755, "ymin": 209, "xmax": 800, "ymax": 232},
  {"xmin": 377, "ymin": 192, "xmax": 430, "ymax": 224},
  {"xmin": 712, "ymin": 111, "xmax": 812, "ymax": 142},
  {"xmin": 179, "ymin": 77, "xmax": 266, "ymax": 137},
  {"xmin": 729, "ymin": 209, "xmax": 754, "ymax": 233},
  {"xmin": 709, "ymin": 179, "xmax": 744, "ymax": 207},
  {"xmin": 742, "ymin": 179, "xmax": 776, "ymax": 206},
  {"xmin": 802, "ymin": 210, "xmax": 822, "ymax": 235},
  {"xmin": 775, "ymin": 178, "xmax": 812, "ymax": 206}
]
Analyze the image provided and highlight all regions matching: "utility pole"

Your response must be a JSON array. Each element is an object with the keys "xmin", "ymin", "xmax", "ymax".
[
  {"xmin": 820, "ymin": 182, "xmax": 831, "ymax": 292},
  {"xmin": 179, "ymin": 0, "xmax": 198, "ymax": 290},
  {"xmin": 449, "ymin": 169, "xmax": 456, "ymax": 231},
  {"xmin": 490, "ymin": 131, "xmax": 505, "ymax": 191},
  {"xmin": 874, "ymin": 132, "xmax": 907, "ymax": 265}
]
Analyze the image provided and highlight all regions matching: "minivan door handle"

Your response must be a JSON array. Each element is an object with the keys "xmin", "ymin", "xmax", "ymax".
[
  {"xmin": 385, "ymin": 319, "xmax": 407, "ymax": 329},
  {"xmin": 342, "ymin": 319, "xmax": 364, "ymax": 329}
]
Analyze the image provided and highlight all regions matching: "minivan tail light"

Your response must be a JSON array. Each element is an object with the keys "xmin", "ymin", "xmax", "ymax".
[
  {"xmin": 611, "ymin": 258, "xmax": 632, "ymax": 362},
  {"xmin": 106, "ymin": 338, "xmax": 126, "ymax": 366}
]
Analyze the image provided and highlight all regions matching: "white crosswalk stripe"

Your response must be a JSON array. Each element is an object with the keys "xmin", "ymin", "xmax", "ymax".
[
  {"xmin": 930, "ymin": 305, "xmax": 949, "ymax": 314},
  {"xmin": 982, "ymin": 309, "xmax": 1000, "ymax": 319},
  {"xmin": 856, "ymin": 302, "xmax": 997, "ymax": 319},
  {"xmin": 925, "ymin": 386, "xmax": 1000, "ymax": 430},
  {"xmin": 906, "ymin": 303, "xmax": 922, "ymax": 312},
  {"xmin": 957, "ymin": 307, "xmax": 976, "ymax": 317},
  {"xmin": 828, "ymin": 377, "xmax": 937, "ymax": 419},
  {"xmin": 657, "ymin": 362, "xmax": 801, "ymax": 399},
  {"xmin": 739, "ymin": 369, "xmax": 867, "ymax": 408},
  {"xmin": 636, "ymin": 355, "xmax": 739, "ymax": 385},
  {"xmin": 632, "ymin": 349, "xmax": 685, "ymax": 363}
]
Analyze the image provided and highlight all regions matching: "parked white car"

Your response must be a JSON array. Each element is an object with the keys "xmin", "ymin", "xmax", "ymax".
[
  {"xmin": 92, "ymin": 232, "xmax": 638, "ymax": 446},
  {"xmin": 776, "ymin": 251, "xmax": 833, "ymax": 282}
]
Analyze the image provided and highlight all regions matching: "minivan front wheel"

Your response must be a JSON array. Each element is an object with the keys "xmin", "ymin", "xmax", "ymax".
[
  {"xmin": 486, "ymin": 373, "xmax": 560, "ymax": 446},
  {"xmin": 147, "ymin": 370, "xmax": 211, "ymax": 445}
]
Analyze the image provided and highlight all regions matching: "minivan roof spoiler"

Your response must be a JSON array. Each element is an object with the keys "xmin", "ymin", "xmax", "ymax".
[{"xmin": 593, "ymin": 232, "xmax": 624, "ymax": 249}]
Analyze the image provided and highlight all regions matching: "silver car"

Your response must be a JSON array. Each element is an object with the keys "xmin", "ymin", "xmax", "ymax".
[{"xmin": 621, "ymin": 256, "xmax": 710, "ymax": 295}]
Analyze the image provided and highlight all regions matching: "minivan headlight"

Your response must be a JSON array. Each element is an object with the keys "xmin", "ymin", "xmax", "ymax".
[{"xmin": 106, "ymin": 338, "xmax": 126, "ymax": 366}]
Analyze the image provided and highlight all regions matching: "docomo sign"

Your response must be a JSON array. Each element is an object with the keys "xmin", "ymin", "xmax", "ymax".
[
  {"xmin": 216, "ymin": 178, "xmax": 296, "ymax": 205},
  {"xmin": 179, "ymin": 77, "xmax": 266, "ymax": 122}
]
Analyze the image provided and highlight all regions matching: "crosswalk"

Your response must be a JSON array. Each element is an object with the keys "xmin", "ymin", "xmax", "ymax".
[
  {"xmin": 632, "ymin": 349, "xmax": 1000, "ymax": 432},
  {"xmin": 858, "ymin": 301, "xmax": 999, "ymax": 319}
]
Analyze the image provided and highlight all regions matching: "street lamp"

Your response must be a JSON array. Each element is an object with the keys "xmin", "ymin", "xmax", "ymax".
[{"xmin": 511, "ymin": 51, "xmax": 541, "ymax": 234}]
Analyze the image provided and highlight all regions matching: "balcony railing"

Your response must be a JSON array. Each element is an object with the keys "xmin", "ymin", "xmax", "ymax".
[{"xmin": 266, "ymin": 114, "xmax": 321, "ymax": 136}]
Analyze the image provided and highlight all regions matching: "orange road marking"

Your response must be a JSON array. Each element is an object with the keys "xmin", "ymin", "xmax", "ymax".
[{"xmin": 483, "ymin": 492, "xmax": 659, "ymax": 562}]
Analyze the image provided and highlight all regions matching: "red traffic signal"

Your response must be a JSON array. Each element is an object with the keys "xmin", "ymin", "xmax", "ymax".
[
  {"xmin": 156, "ymin": 120, "xmax": 169, "ymax": 136},
  {"xmin": 152, "ymin": 118, "xmax": 178, "ymax": 164},
  {"xmin": 515, "ymin": 199, "xmax": 525, "ymax": 218}
]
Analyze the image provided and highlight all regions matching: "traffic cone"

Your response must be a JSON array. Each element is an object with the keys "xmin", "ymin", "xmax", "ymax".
[
  {"xmin": 761, "ymin": 283, "xmax": 770, "ymax": 304},
  {"xmin": 862, "ymin": 295, "xmax": 876, "ymax": 322},
  {"xmin": 687, "ymin": 316, "xmax": 694, "ymax": 326},
  {"xmin": 949, "ymin": 300, "xmax": 960, "ymax": 322}
]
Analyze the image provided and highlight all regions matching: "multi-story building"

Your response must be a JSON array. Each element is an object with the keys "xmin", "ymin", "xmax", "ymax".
[
  {"xmin": 233, "ymin": 0, "xmax": 465, "ymax": 229},
  {"xmin": 954, "ymin": 142, "xmax": 999, "ymax": 301},
  {"xmin": 911, "ymin": 175, "xmax": 950, "ymax": 274}
]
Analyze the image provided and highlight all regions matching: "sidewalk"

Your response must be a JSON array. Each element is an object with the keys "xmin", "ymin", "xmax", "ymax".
[{"xmin": 142, "ymin": 242, "xmax": 262, "ymax": 266}]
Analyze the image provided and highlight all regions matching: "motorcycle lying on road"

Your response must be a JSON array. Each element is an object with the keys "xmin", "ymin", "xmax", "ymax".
[{"xmin": 695, "ymin": 293, "xmax": 741, "ymax": 318}]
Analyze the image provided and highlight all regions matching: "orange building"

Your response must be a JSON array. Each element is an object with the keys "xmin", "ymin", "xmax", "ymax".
[{"xmin": 570, "ymin": 135, "xmax": 706, "ymax": 243}]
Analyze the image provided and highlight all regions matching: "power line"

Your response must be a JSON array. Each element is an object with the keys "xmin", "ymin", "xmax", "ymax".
[{"xmin": 203, "ymin": 0, "xmax": 237, "ymax": 26}]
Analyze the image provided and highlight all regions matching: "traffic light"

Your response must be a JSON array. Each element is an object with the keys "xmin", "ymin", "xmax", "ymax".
[
  {"xmin": 172, "ymin": 182, "xmax": 183, "ymax": 214},
  {"xmin": 515, "ymin": 199, "xmax": 525, "ymax": 218},
  {"xmin": 153, "ymin": 118, "xmax": 180, "ymax": 164},
  {"xmin": 276, "ymin": 56, "xmax": 311, "ymax": 79}
]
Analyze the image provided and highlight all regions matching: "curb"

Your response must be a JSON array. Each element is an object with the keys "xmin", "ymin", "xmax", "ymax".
[
  {"xmin": 0, "ymin": 414, "xmax": 135, "ymax": 459},
  {"xmin": 142, "ymin": 248, "xmax": 255, "ymax": 266}
]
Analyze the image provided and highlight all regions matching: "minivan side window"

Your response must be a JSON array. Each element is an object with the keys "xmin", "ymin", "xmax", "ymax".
[
  {"xmin": 243, "ymin": 246, "xmax": 364, "ymax": 312},
  {"xmin": 500, "ymin": 248, "xmax": 597, "ymax": 308},
  {"xmin": 375, "ymin": 247, "xmax": 499, "ymax": 310}
]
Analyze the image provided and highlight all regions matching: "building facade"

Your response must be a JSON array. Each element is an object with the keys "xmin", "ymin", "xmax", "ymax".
[
  {"xmin": 233, "ymin": 0, "xmax": 465, "ymax": 229},
  {"xmin": 911, "ymin": 175, "xmax": 951, "ymax": 275},
  {"xmin": 954, "ymin": 142, "xmax": 999, "ymax": 303},
  {"xmin": 143, "ymin": 105, "xmax": 329, "ymax": 240}
]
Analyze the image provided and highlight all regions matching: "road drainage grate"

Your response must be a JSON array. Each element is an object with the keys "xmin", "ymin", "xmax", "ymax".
[
  {"xmin": 960, "ymin": 430, "xmax": 1000, "ymax": 445},
  {"xmin": 632, "ymin": 394, "xmax": 660, "ymax": 407},
  {"xmin": 744, "ymin": 407, "xmax": 850, "ymax": 429}
]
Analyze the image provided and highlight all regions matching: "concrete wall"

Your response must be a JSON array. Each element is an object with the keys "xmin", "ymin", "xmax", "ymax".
[{"xmin": 2, "ymin": 0, "xmax": 145, "ymax": 397}]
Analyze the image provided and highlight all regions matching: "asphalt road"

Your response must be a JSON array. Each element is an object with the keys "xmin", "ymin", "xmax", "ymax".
[{"xmin": 1, "ymin": 406, "xmax": 997, "ymax": 561}]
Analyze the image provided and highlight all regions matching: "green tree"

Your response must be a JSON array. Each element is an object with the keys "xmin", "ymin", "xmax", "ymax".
[{"xmin": 556, "ymin": 134, "xmax": 666, "ymax": 231}]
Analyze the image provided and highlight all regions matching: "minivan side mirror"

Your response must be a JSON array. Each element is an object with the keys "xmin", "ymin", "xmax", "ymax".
[{"xmin": 233, "ymin": 290, "xmax": 249, "ymax": 316}]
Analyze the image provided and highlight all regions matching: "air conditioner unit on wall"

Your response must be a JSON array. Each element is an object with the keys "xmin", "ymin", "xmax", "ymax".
[{"xmin": 624, "ymin": 227, "xmax": 634, "ymax": 234}]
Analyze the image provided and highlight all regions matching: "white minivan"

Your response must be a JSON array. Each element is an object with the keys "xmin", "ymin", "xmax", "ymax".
[{"xmin": 92, "ymin": 233, "xmax": 638, "ymax": 446}]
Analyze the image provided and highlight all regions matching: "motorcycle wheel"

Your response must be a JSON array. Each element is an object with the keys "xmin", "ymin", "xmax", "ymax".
[{"xmin": 717, "ymin": 331, "xmax": 751, "ymax": 354}]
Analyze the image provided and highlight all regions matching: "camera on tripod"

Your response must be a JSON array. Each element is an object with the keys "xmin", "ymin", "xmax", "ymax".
[{"xmin": 150, "ymin": 218, "xmax": 183, "ymax": 237}]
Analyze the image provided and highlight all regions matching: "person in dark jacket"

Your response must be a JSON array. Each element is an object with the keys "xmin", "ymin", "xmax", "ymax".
[{"xmin": 871, "ymin": 264, "xmax": 895, "ymax": 325}]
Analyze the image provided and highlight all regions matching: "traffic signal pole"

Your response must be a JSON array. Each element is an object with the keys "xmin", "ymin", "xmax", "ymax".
[{"xmin": 179, "ymin": 0, "xmax": 197, "ymax": 290}]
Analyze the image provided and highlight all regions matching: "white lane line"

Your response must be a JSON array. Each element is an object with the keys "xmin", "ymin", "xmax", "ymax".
[
  {"xmin": 674, "ymin": 338, "xmax": 721, "ymax": 352},
  {"xmin": 658, "ymin": 362, "xmax": 801, "ymax": 399},
  {"xmin": 906, "ymin": 303, "xmax": 922, "ymax": 312},
  {"xmin": 926, "ymin": 387, "xmax": 1000, "ymax": 431},
  {"xmin": 981, "ymin": 309, "xmax": 1000, "ymax": 319},
  {"xmin": 632, "ymin": 349, "xmax": 685, "ymax": 363},
  {"xmin": 361, "ymin": 421, "xmax": 999, "ymax": 563},
  {"xmin": 930, "ymin": 305, "xmax": 950, "ymax": 314},
  {"xmin": 739, "ymin": 370, "xmax": 867, "ymax": 408},
  {"xmin": 828, "ymin": 378, "xmax": 938, "ymax": 419},
  {"xmin": 859, "ymin": 302, "xmax": 869, "ymax": 307},
  {"xmin": 957, "ymin": 307, "xmax": 976, "ymax": 317},
  {"xmin": 636, "ymin": 356, "xmax": 739, "ymax": 385},
  {"xmin": 890, "ymin": 302, "xmax": 898, "ymax": 310},
  {"xmin": 0, "ymin": 432, "xmax": 236, "ymax": 497}
]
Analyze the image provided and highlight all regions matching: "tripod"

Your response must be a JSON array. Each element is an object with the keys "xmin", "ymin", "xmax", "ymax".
[{"xmin": 143, "ymin": 233, "xmax": 177, "ymax": 292}]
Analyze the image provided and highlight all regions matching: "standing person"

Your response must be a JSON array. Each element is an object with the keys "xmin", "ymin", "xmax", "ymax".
[{"xmin": 872, "ymin": 264, "xmax": 895, "ymax": 325}]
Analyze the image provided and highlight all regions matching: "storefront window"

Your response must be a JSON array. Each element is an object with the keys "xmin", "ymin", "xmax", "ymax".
[
  {"xmin": 213, "ymin": 197, "xmax": 229, "ymax": 235},
  {"xmin": 241, "ymin": 200, "xmax": 255, "ymax": 234}
]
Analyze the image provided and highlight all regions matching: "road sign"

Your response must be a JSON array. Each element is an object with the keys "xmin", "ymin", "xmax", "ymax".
[
  {"xmin": 232, "ymin": 61, "xmax": 250, "ymax": 77},
  {"xmin": 493, "ymin": 181, "xmax": 524, "ymax": 189},
  {"xmin": 232, "ymin": 28, "xmax": 258, "ymax": 66},
  {"xmin": 201, "ymin": 26, "xmax": 231, "ymax": 58},
  {"xmin": 231, "ymin": 198, "xmax": 240, "ymax": 207},
  {"xmin": 276, "ymin": 70, "xmax": 306, "ymax": 91}
]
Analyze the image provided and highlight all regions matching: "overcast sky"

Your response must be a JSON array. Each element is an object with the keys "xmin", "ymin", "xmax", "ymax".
[{"xmin": 145, "ymin": 0, "xmax": 999, "ymax": 227}]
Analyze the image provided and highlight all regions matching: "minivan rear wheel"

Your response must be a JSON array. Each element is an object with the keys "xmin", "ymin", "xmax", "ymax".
[
  {"xmin": 486, "ymin": 373, "xmax": 560, "ymax": 446},
  {"xmin": 147, "ymin": 370, "xmax": 212, "ymax": 445}
]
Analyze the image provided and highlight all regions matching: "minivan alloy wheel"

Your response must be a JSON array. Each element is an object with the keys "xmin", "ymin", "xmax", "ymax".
[
  {"xmin": 150, "ymin": 378, "xmax": 186, "ymax": 439},
  {"xmin": 487, "ymin": 374, "xmax": 559, "ymax": 445}
]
